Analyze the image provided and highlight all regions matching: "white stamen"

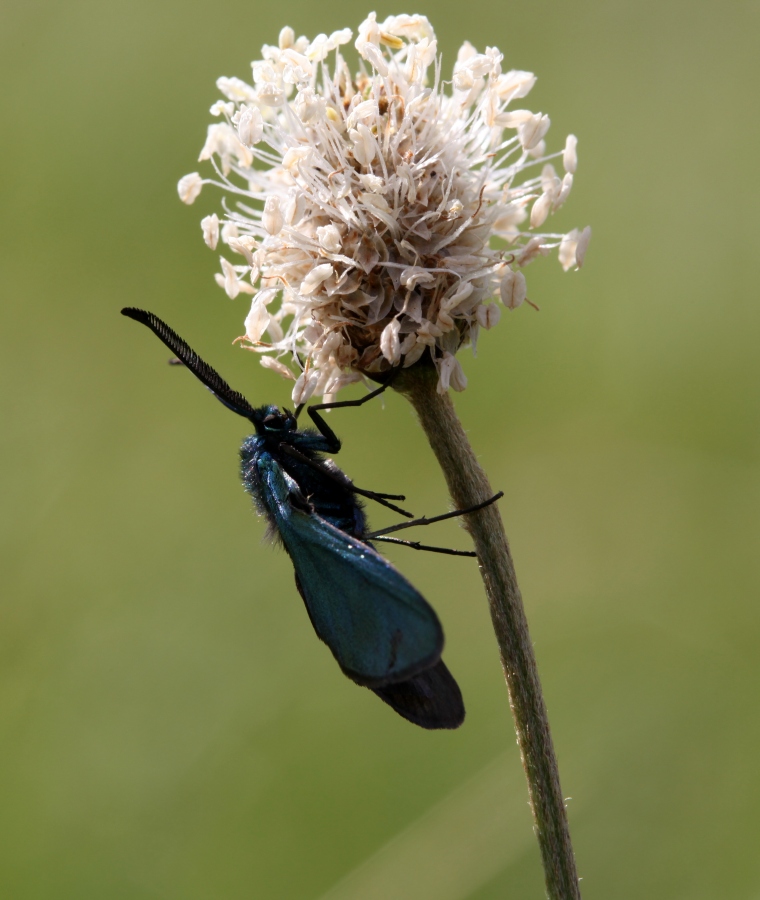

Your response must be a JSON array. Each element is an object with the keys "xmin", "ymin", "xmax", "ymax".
[
  {"xmin": 300, "ymin": 263, "xmax": 333, "ymax": 294},
  {"xmin": 177, "ymin": 172, "xmax": 203, "ymax": 204},
  {"xmin": 518, "ymin": 113, "xmax": 550, "ymax": 150},
  {"xmin": 380, "ymin": 318, "xmax": 401, "ymax": 363},
  {"xmin": 350, "ymin": 123, "xmax": 376, "ymax": 166},
  {"xmin": 575, "ymin": 226, "xmax": 592, "ymax": 268},
  {"xmin": 554, "ymin": 173, "xmax": 573, "ymax": 210},
  {"xmin": 216, "ymin": 257, "xmax": 256, "ymax": 299},
  {"xmin": 563, "ymin": 134, "xmax": 578, "ymax": 174},
  {"xmin": 260, "ymin": 356, "xmax": 296, "ymax": 379},
  {"xmin": 262, "ymin": 197, "xmax": 284, "ymax": 235},
  {"xmin": 500, "ymin": 269, "xmax": 527, "ymax": 309},
  {"xmin": 292, "ymin": 370, "xmax": 319, "ymax": 404},
  {"xmin": 244, "ymin": 292, "xmax": 272, "ymax": 342},
  {"xmin": 221, "ymin": 221, "xmax": 239, "ymax": 243},
  {"xmin": 437, "ymin": 353, "xmax": 468, "ymax": 393},
  {"xmin": 201, "ymin": 214, "xmax": 220, "ymax": 250},
  {"xmin": 476, "ymin": 304, "xmax": 501, "ymax": 329},
  {"xmin": 238, "ymin": 105, "xmax": 264, "ymax": 147},
  {"xmin": 530, "ymin": 192, "xmax": 553, "ymax": 229},
  {"xmin": 316, "ymin": 224, "xmax": 342, "ymax": 253}
]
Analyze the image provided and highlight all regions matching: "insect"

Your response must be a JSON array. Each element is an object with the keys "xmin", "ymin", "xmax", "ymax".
[{"xmin": 122, "ymin": 307, "xmax": 501, "ymax": 729}]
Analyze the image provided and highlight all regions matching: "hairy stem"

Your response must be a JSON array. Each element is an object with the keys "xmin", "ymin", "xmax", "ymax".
[{"xmin": 394, "ymin": 364, "xmax": 580, "ymax": 900}]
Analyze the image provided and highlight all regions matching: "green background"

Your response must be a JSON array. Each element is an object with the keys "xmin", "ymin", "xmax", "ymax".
[{"xmin": 2, "ymin": 1, "xmax": 758, "ymax": 897}]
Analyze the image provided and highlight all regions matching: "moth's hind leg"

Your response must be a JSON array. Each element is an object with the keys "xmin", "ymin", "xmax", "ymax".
[
  {"xmin": 366, "ymin": 492, "xmax": 504, "ymax": 539},
  {"xmin": 372, "ymin": 535, "xmax": 477, "ymax": 558}
]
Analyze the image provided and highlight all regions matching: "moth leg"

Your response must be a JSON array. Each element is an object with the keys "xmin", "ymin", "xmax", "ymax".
[
  {"xmin": 366, "ymin": 491, "xmax": 504, "ymax": 539},
  {"xmin": 299, "ymin": 363, "xmax": 404, "ymax": 452},
  {"xmin": 279, "ymin": 443, "xmax": 414, "ymax": 518},
  {"xmin": 353, "ymin": 488, "xmax": 405, "ymax": 500},
  {"xmin": 372, "ymin": 536, "xmax": 477, "ymax": 558},
  {"xmin": 282, "ymin": 441, "xmax": 408, "ymax": 500},
  {"xmin": 350, "ymin": 487, "xmax": 413, "ymax": 517}
]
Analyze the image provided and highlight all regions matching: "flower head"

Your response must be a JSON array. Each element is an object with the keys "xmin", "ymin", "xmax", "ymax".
[{"xmin": 180, "ymin": 13, "xmax": 590, "ymax": 399}]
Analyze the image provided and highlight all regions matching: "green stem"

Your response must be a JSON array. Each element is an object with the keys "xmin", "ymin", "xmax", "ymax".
[{"xmin": 394, "ymin": 364, "xmax": 581, "ymax": 900}]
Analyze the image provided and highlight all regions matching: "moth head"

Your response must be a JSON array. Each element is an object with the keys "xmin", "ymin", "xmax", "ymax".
[{"xmin": 257, "ymin": 405, "xmax": 297, "ymax": 434}]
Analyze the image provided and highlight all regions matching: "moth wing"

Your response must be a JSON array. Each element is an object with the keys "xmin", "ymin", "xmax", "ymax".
[
  {"xmin": 282, "ymin": 510, "xmax": 444, "ymax": 686},
  {"xmin": 257, "ymin": 452, "xmax": 443, "ymax": 686},
  {"xmin": 371, "ymin": 659, "xmax": 465, "ymax": 729}
]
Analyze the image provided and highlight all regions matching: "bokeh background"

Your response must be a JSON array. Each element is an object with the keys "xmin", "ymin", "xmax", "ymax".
[{"xmin": 2, "ymin": 0, "xmax": 759, "ymax": 897}]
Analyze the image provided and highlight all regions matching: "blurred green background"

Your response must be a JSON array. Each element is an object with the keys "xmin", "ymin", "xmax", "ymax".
[{"xmin": 2, "ymin": 0, "xmax": 759, "ymax": 897}]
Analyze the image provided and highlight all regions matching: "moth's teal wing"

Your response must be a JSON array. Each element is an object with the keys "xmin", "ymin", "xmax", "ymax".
[{"xmin": 258, "ymin": 455, "xmax": 443, "ymax": 687}]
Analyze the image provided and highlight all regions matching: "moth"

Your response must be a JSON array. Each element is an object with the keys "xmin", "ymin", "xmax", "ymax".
[{"xmin": 123, "ymin": 308, "xmax": 499, "ymax": 728}]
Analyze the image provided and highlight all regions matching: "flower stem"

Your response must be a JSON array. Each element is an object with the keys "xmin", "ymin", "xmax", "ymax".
[{"xmin": 394, "ymin": 363, "xmax": 581, "ymax": 900}]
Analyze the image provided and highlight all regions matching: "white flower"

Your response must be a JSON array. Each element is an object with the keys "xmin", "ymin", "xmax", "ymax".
[{"xmin": 180, "ymin": 13, "xmax": 589, "ymax": 395}]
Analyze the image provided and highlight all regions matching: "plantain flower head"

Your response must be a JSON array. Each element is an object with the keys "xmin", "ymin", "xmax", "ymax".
[{"xmin": 180, "ymin": 13, "xmax": 590, "ymax": 400}]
